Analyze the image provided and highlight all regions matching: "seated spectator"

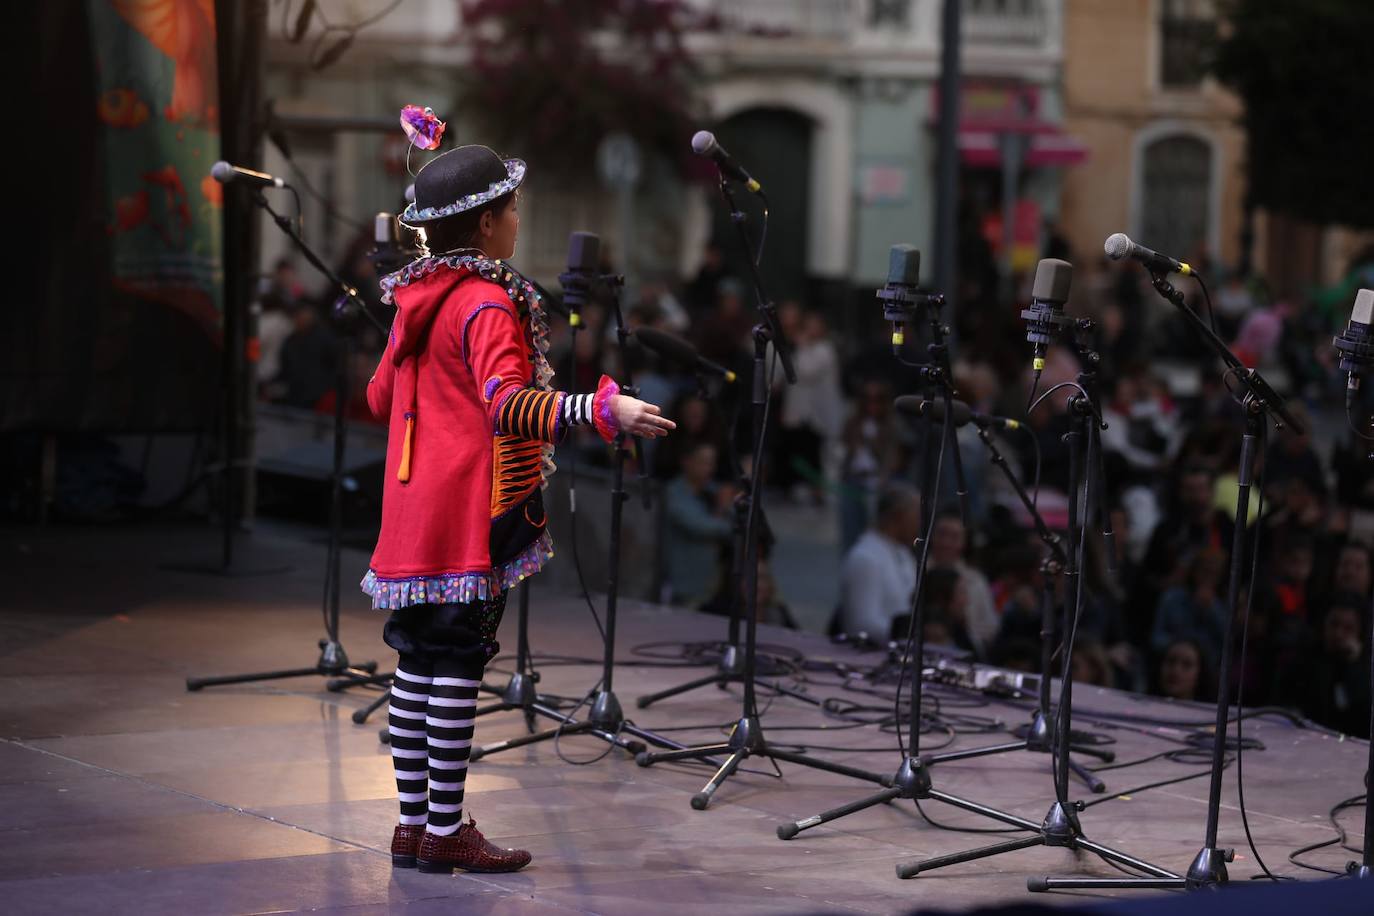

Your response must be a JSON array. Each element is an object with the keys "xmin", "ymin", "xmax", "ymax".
[
  {"xmin": 662, "ymin": 443, "xmax": 735, "ymax": 608},
  {"xmin": 1299, "ymin": 602, "xmax": 1371, "ymax": 737},
  {"xmin": 1137, "ymin": 467, "xmax": 1233, "ymax": 629},
  {"xmin": 838, "ymin": 482, "xmax": 921, "ymax": 641},
  {"xmin": 701, "ymin": 557, "xmax": 798, "ymax": 631},
  {"xmin": 1151, "ymin": 548, "xmax": 1228, "ymax": 668},
  {"xmin": 279, "ymin": 303, "xmax": 338, "ymax": 409},
  {"xmin": 653, "ymin": 394, "xmax": 725, "ymax": 482},
  {"xmin": 1071, "ymin": 639, "xmax": 1114, "ymax": 688},
  {"xmin": 839, "ymin": 378, "xmax": 902, "ymax": 553},
  {"xmin": 1154, "ymin": 638, "xmax": 1213, "ymax": 702},
  {"xmin": 1322, "ymin": 540, "xmax": 1373, "ymax": 609},
  {"xmin": 896, "ymin": 568, "xmax": 978, "ymax": 657},
  {"xmin": 929, "ymin": 511, "xmax": 1000, "ymax": 658},
  {"xmin": 777, "ymin": 307, "xmax": 843, "ymax": 505},
  {"xmin": 1100, "ymin": 365, "xmax": 1177, "ymax": 486},
  {"xmin": 1267, "ymin": 531, "xmax": 1317, "ymax": 624}
]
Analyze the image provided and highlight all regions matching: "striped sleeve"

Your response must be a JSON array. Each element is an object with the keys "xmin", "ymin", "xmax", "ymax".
[
  {"xmin": 496, "ymin": 389, "xmax": 564, "ymax": 441},
  {"xmin": 562, "ymin": 393, "xmax": 595, "ymax": 427},
  {"xmin": 463, "ymin": 299, "xmax": 618, "ymax": 445}
]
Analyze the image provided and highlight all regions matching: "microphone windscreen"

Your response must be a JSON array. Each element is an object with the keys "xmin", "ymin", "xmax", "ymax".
[
  {"xmin": 691, "ymin": 130, "xmax": 716, "ymax": 156},
  {"xmin": 887, "ymin": 244, "xmax": 920, "ymax": 286},
  {"xmin": 1103, "ymin": 233, "xmax": 1132, "ymax": 261},
  {"xmin": 1031, "ymin": 258, "xmax": 1073, "ymax": 304},
  {"xmin": 566, "ymin": 231, "xmax": 601, "ymax": 272},
  {"xmin": 1353, "ymin": 289, "xmax": 1374, "ymax": 325},
  {"xmin": 893, "ymin": 395, "xmax": 927, "ymax": 417},
  {"xmin": 210, "ymin": 161, "xmax": 234, "ymax": 183},
  {"xmin": 893, "ymin": 397, "xmax": 972, "ymax": 427},
  {"xmin": 635, "ymin": 327, "xmax": 699, "ymax": 365}
]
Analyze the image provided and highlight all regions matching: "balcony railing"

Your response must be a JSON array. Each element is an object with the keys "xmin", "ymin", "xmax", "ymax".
[
  {"xmin": 962, "ymin": 0, "xmax": 1049, "ymax": 46},
  {"xmin": 692, "ymin": 0, "xmax": 1052, "ymax": 48},
  {"xmin": 701, "ymin": 0, "xmax": 859, "ymax": 38}
]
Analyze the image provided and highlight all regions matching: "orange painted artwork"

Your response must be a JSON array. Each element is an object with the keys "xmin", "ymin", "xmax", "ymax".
[
  {"xmin": 112, "ymin": 0, "xmax": 218, "ymax": 124},
  {"xmin": 97, "ymin": 88, "xmax": 151, "ymax": 128}
]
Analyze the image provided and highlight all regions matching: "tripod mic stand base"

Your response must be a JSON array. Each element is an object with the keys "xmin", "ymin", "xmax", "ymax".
[
  {"xmin": 464, "ymin": 686, "xmax": 694, "ymax": 763},
  {"xmin": 1040, "ymin": 801, "xmax": 1082, "ymax": 845},
  {"xmin": 317, "ymin": 639, "xmax": 350, "ymax": 671},
  {"xmin": 185, "ymin": 638, "xmax": 379, "ymax": 692},
  {"xmin": 891, "ymin": 796, "xmax": 1180, "ymax": 885},
  {"xmin": 890, "ymin": 755, "xmax": 931, "ymax": 796},
  {"xmin": 499, "ymin": 671, "xmax": 537, "ymax": 704},
  {"xmin": 1184, "ymin": 846, "xmax": 1232, "ymax": 888},
  {"xmin": 633, "ymin": 642, "xmax": 751, "ymax": 710},
  {"xmin": 590, "ymin": 690, "xmax": 626, "ymax": 732}
]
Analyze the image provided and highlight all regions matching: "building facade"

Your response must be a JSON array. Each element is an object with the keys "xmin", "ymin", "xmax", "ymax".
[
  {"xmin": 261, "ymin": 1, "xmax": 1080, "ymax": 306},
  {"xmin": 1058, "ymin": 0, "xmax": 1246, "ymax": 278}
]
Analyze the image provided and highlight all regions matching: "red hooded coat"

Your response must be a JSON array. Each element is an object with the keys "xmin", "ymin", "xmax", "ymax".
[{"xmin": 360, "ymin": 256, "xmax": 616, "ymax": 609}]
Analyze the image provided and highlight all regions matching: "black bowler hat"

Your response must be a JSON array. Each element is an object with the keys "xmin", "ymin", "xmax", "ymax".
[{"xmin": 400, "ymin": 144, "xmax": 525, "ymax": 227}]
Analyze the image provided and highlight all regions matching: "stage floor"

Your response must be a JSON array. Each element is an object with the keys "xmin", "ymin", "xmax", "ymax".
[{"xmin": 0, "ymin": 524, "xmax": 1367, "ymax": 915}]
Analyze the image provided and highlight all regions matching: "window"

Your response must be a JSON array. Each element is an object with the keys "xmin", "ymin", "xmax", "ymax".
[
  {"xmin": 1140, "ymin": 134, "xmax": 1211, "ymax": 260},
  {"xmin": 1159, "ymin": 0, "xmax": 1217, "ymax": 89},
  {"xmin": 870, "ymin": 0, "xmax": 910, "ymax": 29}
]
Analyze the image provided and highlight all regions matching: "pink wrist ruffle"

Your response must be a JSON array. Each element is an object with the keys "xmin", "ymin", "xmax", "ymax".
[{"xmin": 591, "ymin": 374, "xmax": 621, "ymax": 442}]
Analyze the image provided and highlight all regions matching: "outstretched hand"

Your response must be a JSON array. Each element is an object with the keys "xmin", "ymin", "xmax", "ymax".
[{"xmin": 610, "ymin": 395, "xmax": 676, "ymax": 439}]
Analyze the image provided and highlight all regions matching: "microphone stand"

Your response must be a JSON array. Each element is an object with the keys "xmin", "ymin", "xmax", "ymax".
[
  {"xmin": 1031, "ymin": 270, "xmax": 1303, "ymax": 892},
  {"xmin": 469, "ymin": 272, "xmax": 684, "ymax": 762},
  {"xmin": 634, "ymin": 177, "xmax": 887, "ymax": 809},
  {"xmin": 1355, "ymin": 641, "xmax": 1373, "ymax": 879},
  {"xmin": 776, "ymin": 294, "xmax": 1104, "ymax": 843},
  {"xmin": 950, "ymin": 424, "xmax": 1117, "ymax": 793},
  {"xmin": 186, "ymin": 191, "xmax": 382, "ymax": 693},
  {"xmin": 889, "ymin": 320, "xmax": 1177, "ymax": 885},
  {"xmin": 636, "ymin": 370, "xmax": 818, "ymax": 710}
]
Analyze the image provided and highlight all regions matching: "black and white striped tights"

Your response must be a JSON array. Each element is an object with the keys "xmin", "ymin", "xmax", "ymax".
[{"xmin": 389, "ymin": 658, "xmax": 481, "ymax": 836}]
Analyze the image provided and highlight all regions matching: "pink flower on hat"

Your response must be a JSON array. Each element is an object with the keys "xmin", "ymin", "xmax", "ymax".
[{"xmin": 400, "ymin": 105, "xmax": 446, "ymax": 151}]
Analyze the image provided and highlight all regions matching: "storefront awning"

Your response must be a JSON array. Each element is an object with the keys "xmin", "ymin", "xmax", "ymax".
[
  {"xmin": 929, "ymin": 81, "xmax": 1089, "ymax": 169},
  {"xmin": 957, "ymin": 128, "xmax": 1089, "ymax": 168}
]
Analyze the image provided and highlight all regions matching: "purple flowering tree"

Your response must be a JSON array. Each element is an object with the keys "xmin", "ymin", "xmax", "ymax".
[{"xmin": 457, "ymin": 0, "xmax": 706, "ymax": 175}]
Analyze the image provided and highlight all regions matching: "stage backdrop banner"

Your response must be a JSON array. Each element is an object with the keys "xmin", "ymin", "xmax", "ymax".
[
  {"xmin": 3, "ymin": 2, "xmax": 226, "ymax": 433},
  {"xmin": 92, "ymin": 0, "xmax": 223, "ymax": 336}
]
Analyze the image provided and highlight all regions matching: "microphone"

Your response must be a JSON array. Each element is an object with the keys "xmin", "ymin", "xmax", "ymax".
[
  {"xmin": 894, "ymin": 396, "xmax": 1019, "ymax": 431},
  {"xmin": 374, "ymin": 212, "xmax": 397, "ymax": 246},
  {"xmin": 1104, "ymin": 233, "xmax": 1193, "ymax": 277},
  {"xmin": 1333, "ymin": 288, "xmax": 1374, "ymax": 409},
  {"xmin": 558, "ymin": 231, "xmax": 601, "ymax": 325},
  {"xmin": 635, "ymin": 327, "xmax": 737, "ymax": 383},
  {"xmin": 691, "ymin": 131, "xmax": 762, "ymax": 194},
  {"xmin": 210, "ymin": 160, "xmax": 286, "ymax": 189},
  {"xmin": 368, "ymin": 212, "xmax": 419, "ymax": 275},
  {"xmin": 877, "ymin": 245, "xmax": 923, "ymax": 355},
  {"xmin": 1020, "ymin": 258, "xmax": 1074, "ymax": 379}
]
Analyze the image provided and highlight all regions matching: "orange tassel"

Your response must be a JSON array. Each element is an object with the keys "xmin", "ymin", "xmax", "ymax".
[{"xmin": 398, "ymin": 415, "xmax": 414, "ymax": 482}]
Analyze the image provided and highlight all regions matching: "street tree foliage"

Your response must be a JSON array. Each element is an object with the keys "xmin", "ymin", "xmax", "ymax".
[{"xmin": 1214, "ymin": 0, "xmax": 1374, "ymax": 228}]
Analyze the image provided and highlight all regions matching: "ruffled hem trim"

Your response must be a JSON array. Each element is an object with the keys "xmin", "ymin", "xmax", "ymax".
[
  {"xmin": 592, "ymin": 374, "xmax": 621, "ymax": 443},
  {"xmin": 361, "ymin": 531, "xmax": 554, "ymax": 609}
]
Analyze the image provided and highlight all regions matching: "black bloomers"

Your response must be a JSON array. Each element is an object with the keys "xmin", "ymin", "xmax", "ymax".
[{"xmin": 382, "ymin": 591, "xmax": 508, "ymax": 679}]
